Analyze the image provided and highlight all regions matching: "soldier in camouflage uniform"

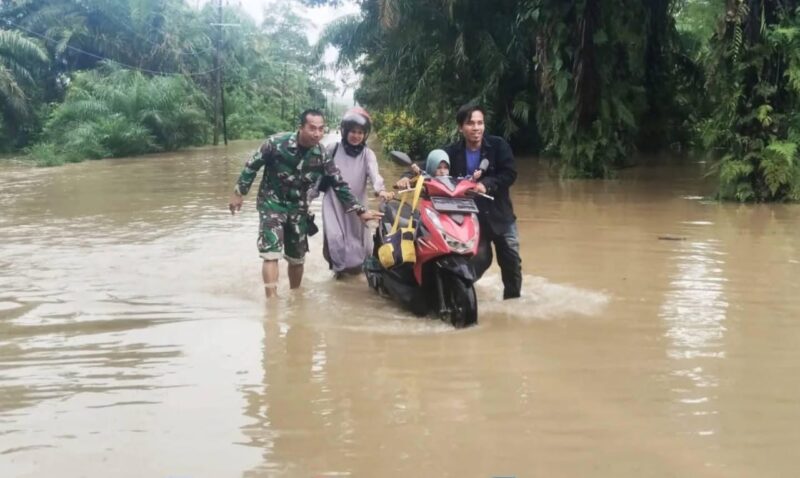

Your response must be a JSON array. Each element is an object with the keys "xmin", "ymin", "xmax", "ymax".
[{"xmin": 229, "ymin": 109, "xmax": 381, "ymax": 298}]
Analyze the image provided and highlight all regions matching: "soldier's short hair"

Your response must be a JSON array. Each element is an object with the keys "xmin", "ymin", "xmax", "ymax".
[
  {"xmin": 299, "ymin": 109, "xmax": 325, "ymax": 126},
  {"xmin": 455, "ymin": 103, "xmax": 486, "ymax": 126}
]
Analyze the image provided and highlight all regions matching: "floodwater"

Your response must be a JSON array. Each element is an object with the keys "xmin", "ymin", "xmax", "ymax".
[{"xmin": 1, "ymin": 140, "xmax": 798, "ymax": 477}]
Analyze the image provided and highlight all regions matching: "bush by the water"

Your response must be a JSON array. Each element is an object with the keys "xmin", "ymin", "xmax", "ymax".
[
  {"xmin": 697, "ymin": 6, "xmax": 800, "ymax": 202},
  {"xmin": 373, "ymin": 111, "xmax": 453, "ymax": 161},
  {"xmin": 224, "ymin": 88, "xmax": 293, "ymax": 140},
  {"xmin": 29, "ymin": 66, "xmax": 209, "ymax": 166}
]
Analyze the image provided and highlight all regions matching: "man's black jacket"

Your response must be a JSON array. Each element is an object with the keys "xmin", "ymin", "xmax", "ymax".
[{"xmin": 444, "ymin": 134, "xmax": 517, "ymax": 234}]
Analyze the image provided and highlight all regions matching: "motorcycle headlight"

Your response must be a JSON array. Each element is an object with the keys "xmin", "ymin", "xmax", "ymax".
[
  {"xmin": 425, "ymin": 208, "xmax": 444, "ymax": 231},
  {"xmin": 425, "ymin": 208, "xmax": 476, "ymax": 253},
  {"xmin": 444, "ymin": 234, "xmax": 475, "ymax": 254}
]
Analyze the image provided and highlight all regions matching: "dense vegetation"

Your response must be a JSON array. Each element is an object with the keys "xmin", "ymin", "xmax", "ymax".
[
  {"xmin": 1, "ymin": 0, "xmax": 333, "ymax": 164},
  {"xmin": 316, "ymin": 0, "xmax": 800, "ymax": 201},
  {"xmin": 2, "ymin": 0, "xmax": 799, "ymax": 201},
  {"xmin": 700, "ymin": 1, "xmax": 800, "ymax": 201}
]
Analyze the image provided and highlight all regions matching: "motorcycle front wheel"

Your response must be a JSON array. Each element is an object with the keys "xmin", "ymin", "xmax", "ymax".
[{"xmin": 440, "ymin": 272, "xmax": 478, "ymax": 328}]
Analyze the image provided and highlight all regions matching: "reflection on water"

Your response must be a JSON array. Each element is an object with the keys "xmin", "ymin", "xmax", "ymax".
[
  {"xmin": 1, "ymin": 145, "xmax": 799, "ymax": 477},
  {"xmin": 660, "ymin": 238, "xmax": 728, "ymax": 446},
  {"xmin": 661, "ymin": 239, "xmax": 728, "ymax": 359}
]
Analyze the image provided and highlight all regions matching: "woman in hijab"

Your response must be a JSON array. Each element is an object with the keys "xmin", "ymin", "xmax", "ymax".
[{"xmin": 320, "ymin": 107, "xmax": 391, "ymax": 278}]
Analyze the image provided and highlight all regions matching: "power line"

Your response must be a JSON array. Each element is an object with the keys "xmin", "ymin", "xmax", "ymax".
[{"xmin": 5, "ymin": 19, "xmax": 221, "ymax": 77}]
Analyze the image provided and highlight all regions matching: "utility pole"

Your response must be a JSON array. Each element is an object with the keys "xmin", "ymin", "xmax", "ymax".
[
  {"xmin": 281, "ymin": 64, "xmax": 287, "ymax": 122},
  {"xmin": 210, "ymin": 2, "xmax": 239, "ymax": 145},
  {"xmin": 221, "ymin": 68, "xmax": 228, "ymax": 145},
  {"xmin": 212, "ymin": 0, "xmax": 222, "ymax": 145}
]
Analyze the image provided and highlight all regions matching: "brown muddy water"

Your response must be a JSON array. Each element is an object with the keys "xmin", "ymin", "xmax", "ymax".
[{"xmin": 1, "ymin": 140, "xmax": 799, "ymax": 477}]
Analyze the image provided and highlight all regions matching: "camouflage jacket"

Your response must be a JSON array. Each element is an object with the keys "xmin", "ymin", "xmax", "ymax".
[{"xmin": 234, "ymin": 132, "xmax": 366, "ymax": 214}]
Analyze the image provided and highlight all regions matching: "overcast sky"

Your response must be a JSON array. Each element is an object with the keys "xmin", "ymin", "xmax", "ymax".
[
  {"xmin": 192, "ymin": 0, "xmax": 358, "ymax": 44},
  {"xmin": 235, "ymin": 0, "xmax": 359, "ymax": 42}
]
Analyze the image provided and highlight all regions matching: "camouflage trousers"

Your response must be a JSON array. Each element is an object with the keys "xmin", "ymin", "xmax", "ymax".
[{"xmin": 257, "ymin": 204, "xmax": 310, "ymax": 264}]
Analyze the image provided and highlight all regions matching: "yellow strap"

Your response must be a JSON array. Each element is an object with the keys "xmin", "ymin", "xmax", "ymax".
[
  {"xmin": 409, "ymin": 173, "xmax": 425, "ymax": 212},
  {"xmin": 390, "ymin": 175, "xmax": 425, "ymax": 234}
]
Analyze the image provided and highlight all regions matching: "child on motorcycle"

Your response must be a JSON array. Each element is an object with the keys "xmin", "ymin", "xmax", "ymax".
[
  {"xmin": 394, "ymin": 149, "xmax": 450, "ymax": 190},
  {"xmin": 394, "ymin": 149, "xmax": 482, "ymax": 189}
]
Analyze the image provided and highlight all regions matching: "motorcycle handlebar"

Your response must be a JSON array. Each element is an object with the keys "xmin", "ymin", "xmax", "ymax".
[
  {"xmin": 391, "ymin": 176, "xmax": 492, "ymax": 199},
  {"xmin": 465, "ymin": 190, "xmax": 495, "ymax": 201}
]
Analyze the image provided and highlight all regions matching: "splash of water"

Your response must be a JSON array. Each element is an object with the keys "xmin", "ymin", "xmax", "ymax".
[{"xmin": 476, "ymin": 273, "xmax": 610, "ymax": 320}]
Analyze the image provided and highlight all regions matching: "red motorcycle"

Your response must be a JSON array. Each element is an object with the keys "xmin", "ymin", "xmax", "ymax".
[{"xmin": 365, "ymin": 152, "xmax": 489, "ymax": 328}]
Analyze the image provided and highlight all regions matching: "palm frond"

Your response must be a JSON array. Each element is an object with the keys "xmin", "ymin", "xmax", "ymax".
[
  {"xmin": 0, "ymin": 66, "xmax": 29, "ymax": 115},
  {"xmin": 0, "ymin": 29, "xmax": 49, "ymax": 63}
]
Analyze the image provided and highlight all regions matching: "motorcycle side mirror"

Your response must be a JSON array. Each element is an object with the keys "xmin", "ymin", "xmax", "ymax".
[
  {"xmin": 389, "ymin": 151, "xmax": 413, "ymax": 167},
  {"xmin": 478, "ymin": 158, "xmax": 489, "ymax": 171}
]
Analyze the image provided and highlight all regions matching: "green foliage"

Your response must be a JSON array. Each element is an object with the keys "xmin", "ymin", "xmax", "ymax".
[
  {"xmin": 220, "ymin": 1, "xmax": 330, "ymax": 139},
  {"xmin": 674, "ymin": 0, "xmax": 725, "ymax": 41},
  {"xmin": 0, "ymin": 116, "xmax": 10, "ymax": 153},
  {"xmin": 317, "ymin": 0, "xmax": 533, "ymax": 148},
  {"xmin": 34, "ymin": 66, "xmax": 208, "ymax": 164},
  {"xmin": 703, "ymin": 1, "xmax": 800, "ymax": 202},
  {"xmin": 26, "ymin": 141, "xmax": 64, "ymax": 167},
  {"xmin": 2, "ymin": 0, "xmax": 798, "ymax": 204},
  {"xmin": 762, "ymin": 141, "xmax": 798, "ymax": 197},
  {"xmin": 0, "ymin": 28, "xmax": 49, "ymax": 144},
  {"xmin": 373, "ymin": 110, "xmax": 454, "ymax": 161},
  {"xmin": 1, "ymin": 0, "xmax": 330, "ymax": 156},
  {"xmin": 224, "ymin": 88, "xmax": 293, "ymax": 140},
  {"xmin": 525, "ymin": 0, "xmax": 650, "ymax": 177},
  {"xmin": 318, "ymin": 0, "xmax": 698, "ymax": 178}
]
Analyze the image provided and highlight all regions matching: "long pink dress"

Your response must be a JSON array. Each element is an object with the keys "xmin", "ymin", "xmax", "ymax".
[{"xmin": 321, "ymin": 143, "xmax": 386, "ymax": 272}]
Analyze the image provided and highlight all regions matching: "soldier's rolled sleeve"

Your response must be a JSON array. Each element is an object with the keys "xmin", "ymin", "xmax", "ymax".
[{"xmin": 235, "ymin": 141, "xmax": 275, "ymax": 195}]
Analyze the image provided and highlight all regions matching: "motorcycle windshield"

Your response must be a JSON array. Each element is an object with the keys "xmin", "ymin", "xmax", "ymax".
[{"xmin": 432, "ymin": 176, "xmax": 458, "ymax": 191}]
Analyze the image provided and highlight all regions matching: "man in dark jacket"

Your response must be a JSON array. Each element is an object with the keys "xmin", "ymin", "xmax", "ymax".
[{"xmin": 443, "ymin": 104, "xmax": 522, "ymax": 299}]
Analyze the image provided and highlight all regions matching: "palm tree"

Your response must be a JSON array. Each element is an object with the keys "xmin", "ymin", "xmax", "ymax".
[
  {"xmin": 0, "ymin": 29, "xmax": 48, "ymax": 122},
  {"xmin": 317, "ymin": 0, "xmax": 532, "ymax": 135}
]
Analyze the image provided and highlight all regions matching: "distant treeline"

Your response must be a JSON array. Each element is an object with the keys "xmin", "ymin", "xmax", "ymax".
[
  {"xmin": 3, "ymin": 0, "xmax": 799, "ymax": 201},
  {"xmin": 1, "ymin": 0, "xmax": 335, "ymax": 165},
  {"xmin": 313, "ymin": 0, "xmax": 800, "ymax": 202}
]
